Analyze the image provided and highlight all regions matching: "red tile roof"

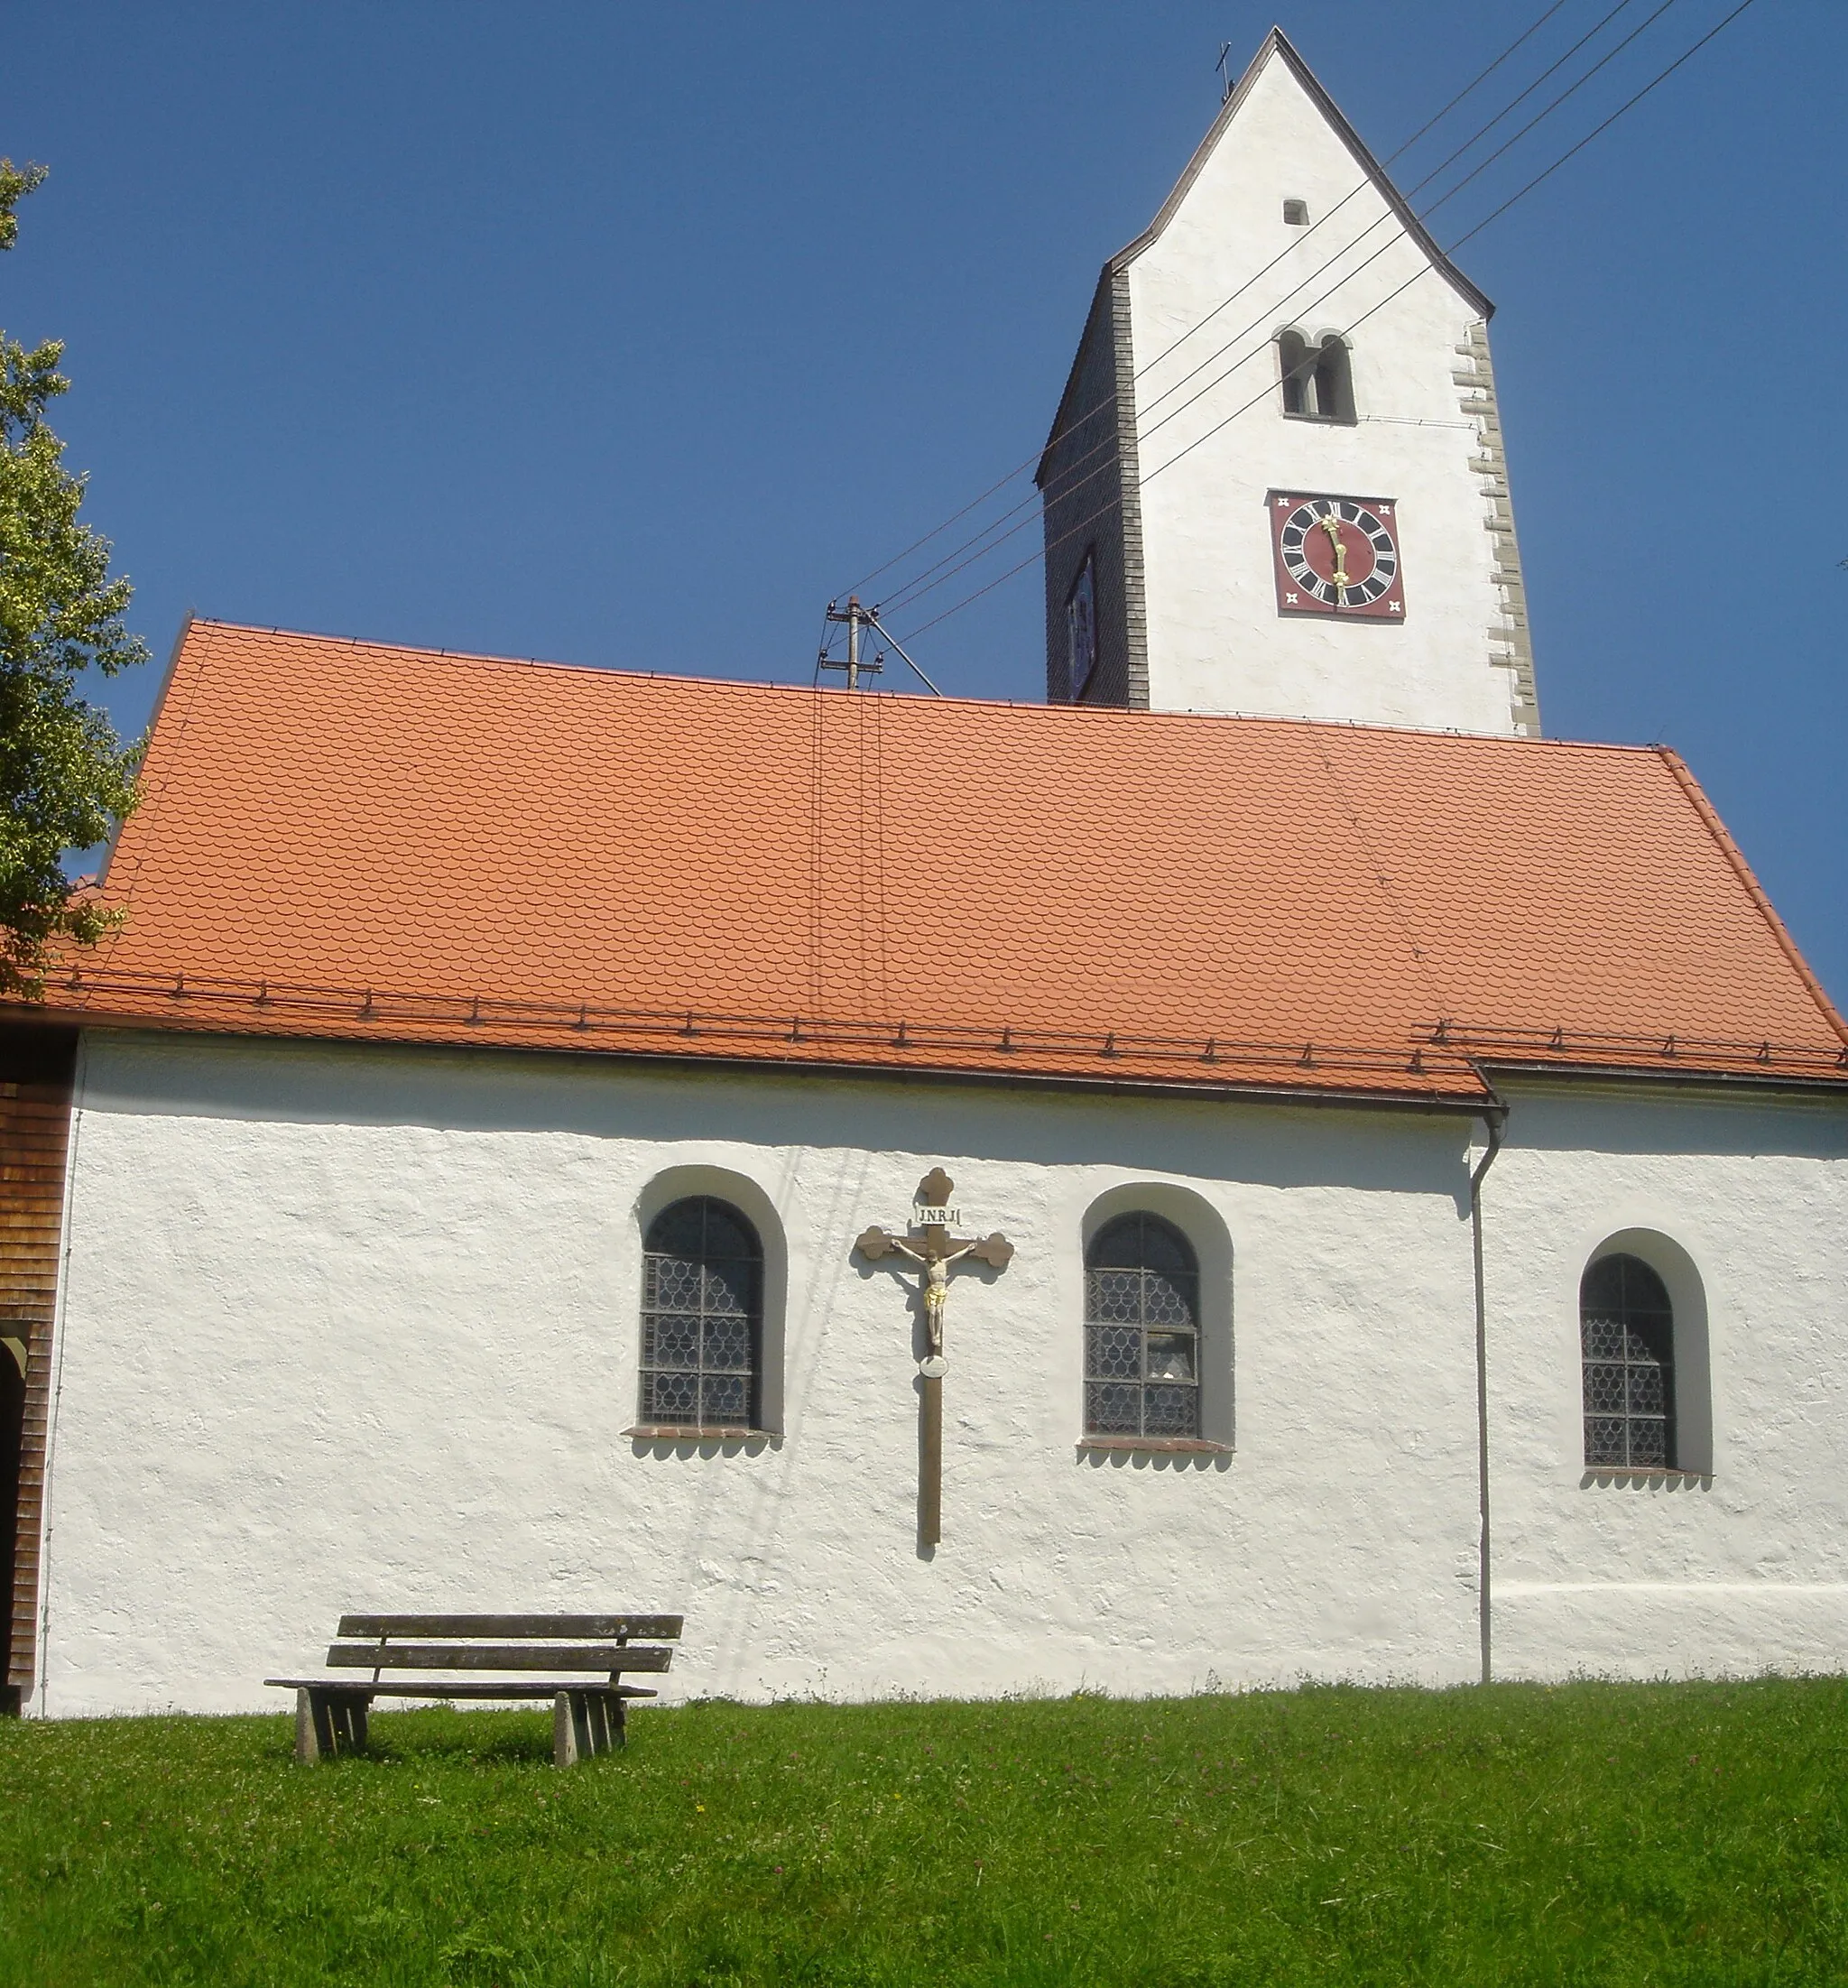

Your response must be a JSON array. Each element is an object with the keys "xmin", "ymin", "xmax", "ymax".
[{"xmin": 23, "ymin": 619, "xmax": 1848, "ymax": 1104}]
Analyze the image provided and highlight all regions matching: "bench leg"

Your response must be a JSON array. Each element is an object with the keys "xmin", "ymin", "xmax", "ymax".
[
  {"xmin": 554, "ymin": 1691, "xmax": 585, "ymax": 1767},
  {"xmin": 296, "ymin": 1688, "xmax": 323, "ymax": 1762},
  {"xmin": 297, "ymin": 1688, "xmax": 370, "ymax": 1762},
  {"xmin": 554, "ymin": 1690, "xmax": 626, "ymax": 1765}
]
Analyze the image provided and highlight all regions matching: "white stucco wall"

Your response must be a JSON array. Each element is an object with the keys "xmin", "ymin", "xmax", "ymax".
[
  {"xmin": 31, "ymin": 1036, "xmax": 1848, "ymax": 1715},
  {"xmin": 1128, "ymin": 52, "xmax": 1524, "ymax": 734},
  {"xmin": 38, "ymin": 1031, "xmax": 1486, "ymax": 1716},
  {"xmin": 1483, "ymin": 1078, "xmax": 1848, "ymax": 1678}
]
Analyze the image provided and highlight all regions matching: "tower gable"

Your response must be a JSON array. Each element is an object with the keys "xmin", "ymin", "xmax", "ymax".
[
  {"xmin": 1041, "ymin": 28, "xmax": 1540, "ymax": 735},
  {"xmin": 1133, "ymin": 29, "xmax": 1492, "ymax": 319}
]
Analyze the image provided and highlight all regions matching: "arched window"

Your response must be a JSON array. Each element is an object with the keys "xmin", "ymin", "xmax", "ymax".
[
  {"xmin": 1278, "ymin": 329, "xmax": 1354, "ymax": 422},
  {"xmin": 1085, "ymin": 1213, "xmax": 1200, "ymax": 1438},
  {"xmin": 640, "ymin": 1197, "xmax": 762, "ymax": 1430},
  {"xmin": 1581, "ymin": 1253, "xmax": 1675, "ymax": 1468}
]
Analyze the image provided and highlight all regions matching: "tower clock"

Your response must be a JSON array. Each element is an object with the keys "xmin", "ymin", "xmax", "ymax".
[{"xmin": 1269, "ymin": 492, "xmax": 1406, "ymax": 620}]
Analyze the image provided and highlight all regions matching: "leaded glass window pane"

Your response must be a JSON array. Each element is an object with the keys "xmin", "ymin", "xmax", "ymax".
[
  {"xmin": 647, "ymin": 1198, "xmax": 707, "ymax": 1256},
  {"xmin": 1086, "ymin": 1382, "xmax": 1141, "ymax": 1435},
  {"xmin": 639, "ymin": 1196, "xmax": 763, "ymax": 1429},
  {"xmin": 1580, "ymin": 1253, "xmax": 1674, "ymax": 1469},
  {"xmin": 1083, "ymin": 1213, "xmax": 1201, "ymax": 1438}
]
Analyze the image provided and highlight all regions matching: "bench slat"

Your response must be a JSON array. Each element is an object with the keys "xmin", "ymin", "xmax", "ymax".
[
  {"xmin": 268, "ymin": 1678, "xmax": 659, "ymax": 1699},
  {"xmin": 324, "ymin": 1641, "xmax": 673, "ymax": 1672},
  {"xmin": 337, "ymin": 1614, "xmax": 682, "ymax": 1641}
]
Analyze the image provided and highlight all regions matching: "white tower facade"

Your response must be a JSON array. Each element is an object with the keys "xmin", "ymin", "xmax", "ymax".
[{"xmin": 1039, "ymin": 29, "xmax": 1539, "ymax": 735}]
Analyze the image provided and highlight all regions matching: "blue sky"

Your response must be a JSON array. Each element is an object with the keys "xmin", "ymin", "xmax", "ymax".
[{"xmin": 4, "ymin": 1, "xmax": 1843, "ymax": 1002}]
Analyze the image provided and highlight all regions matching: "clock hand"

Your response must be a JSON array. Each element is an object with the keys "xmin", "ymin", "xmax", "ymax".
[{"xmin": 1317, "ymin": 512, "xmax": 1351, "ymax": 593}]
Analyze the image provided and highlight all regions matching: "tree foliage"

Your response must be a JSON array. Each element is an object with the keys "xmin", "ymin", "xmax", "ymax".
[{"xmin": 0, "ymin": 159, "xmax": 146, "ymax": 995}]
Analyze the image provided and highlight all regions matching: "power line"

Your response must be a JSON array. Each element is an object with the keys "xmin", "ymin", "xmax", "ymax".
[
  {"xmin": 1141, "ymin": 0, "xmax": 1650, "ymax": 415},
  {"xmin": 836, "ymin": 0, "xmax": 1605, "ymax": 604},
  {"xmin": 1444, "ymin": 0, "xmax": 1760, "ymax": 252},
  {"xmin": 882, "ymin": 177, "xmax": 1452, "ymax": 623},
  {"xmin": 884, "ymin": 0, "xmax": 1704, "ymax": 629},
  {"xmin": 888, "ymin": 0, "xmax": 1760, "ymax": 650},
  {"xmin": 1140, "ymin": 0, "xmax": 1743, "ymax": 484},
  {"xmin": 1410, "ymin": 0, "xmax": 1680, "ymax": 220},
  {"xmin": 842, "ymin": 0, "xmax": 1644, "ymax": 612},
  {"xmin": 874, "ymin": 215, "xmax": 1430, "ymax": 623},
  {"xmin": 1121, "ymin": 0, "xmax": 1668, "ymax": 455},
  {"xmin": 1389, "ymin": 0, "xmax": 1576, "ymax": 159},
  {"xmin": 1024, "ymin": 0, "xmax": 1678, "ymax": 536}
]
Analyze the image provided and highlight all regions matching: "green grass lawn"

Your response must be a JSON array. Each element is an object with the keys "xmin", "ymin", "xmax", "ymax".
[{"xmin": 2, "ymin": 1678, "xmax": 1845, "ymax": 1986}]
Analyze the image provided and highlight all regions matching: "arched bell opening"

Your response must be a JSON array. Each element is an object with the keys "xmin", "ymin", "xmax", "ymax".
[{"xmin": 1278, "ymin": 328, "xmax": 1355, "ymax": 422}]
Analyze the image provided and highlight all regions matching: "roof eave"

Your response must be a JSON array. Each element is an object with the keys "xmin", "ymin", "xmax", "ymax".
[
  {"xmin": 21, "ymin": 1003, "xmax": 1494, "ymax": 1113},
  {"xmin": 1478, "ymin": 1058, "xmax": 1848, "ymax": 1100}
]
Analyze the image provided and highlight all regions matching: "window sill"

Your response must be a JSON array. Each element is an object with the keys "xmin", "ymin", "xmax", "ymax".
[
  {"xmin": 1581, "ymin": 1466, "xmax": 1711, "ymax": 1482},
  {"xmin": 1077, "ymin": 1437, "xmax": 1232, "ymax": 1455},
  {"xmin": 625, "ymin": 1425, "xmax": 779, "ymax": 1443},
  {"xmin": 1280, "ymin": 410, "xmax": 1356, "ymax": 426}
]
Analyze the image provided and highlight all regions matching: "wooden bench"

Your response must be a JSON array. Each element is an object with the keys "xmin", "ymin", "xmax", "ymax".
[{"xmin": 266, "ymin": 1614, "xmax": 682, "ymax": 1765}]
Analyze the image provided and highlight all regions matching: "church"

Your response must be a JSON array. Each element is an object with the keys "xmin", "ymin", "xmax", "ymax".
[{"xmin": 5, "ymin": 30, "xmax": 1844, "ymax": 1718}]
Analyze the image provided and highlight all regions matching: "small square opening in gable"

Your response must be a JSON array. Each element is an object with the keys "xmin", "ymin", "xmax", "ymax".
[{"xmin": 1282, "ymin": 198, "xmax": 1309, "ymax": 226}]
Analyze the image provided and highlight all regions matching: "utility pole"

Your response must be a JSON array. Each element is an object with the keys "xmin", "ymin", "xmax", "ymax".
[
  {"xmin": 819, "ymin": 596, "xmax": 882, "ymax": 691},
  {"xmin": 816, "ymin": 597, "xmax": 944, "ymax": 697}
]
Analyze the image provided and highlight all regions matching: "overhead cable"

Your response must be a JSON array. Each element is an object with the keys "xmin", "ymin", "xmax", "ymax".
[
  {"xmin": 880, "ymin": 0, "xmax": 1696, "ymax": 624},
  {"xmin": 842, "ymin": 0, "xmax": 1642, "ymax": 607},
  {"xmin": 886, "ymin": 0, "xmax": 1760, "ymax": 648},
  {"xmin": 878, "ymin": 0, "xmax": 1643, "ymax": 637}
]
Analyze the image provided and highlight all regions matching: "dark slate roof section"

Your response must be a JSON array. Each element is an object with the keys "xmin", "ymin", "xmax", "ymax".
[{"xmin": 1036, "ymin": 271, "xmax": 1116, "ymax": 490}]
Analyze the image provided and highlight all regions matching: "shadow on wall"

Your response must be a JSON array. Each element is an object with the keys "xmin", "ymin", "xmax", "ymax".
[
  {"xmin": 1079, "ymin": 1447, "xmax": 1231, "ymax": 1473},
  {"xmin": 82, "ymin": 1033, "xmax": 1485, "ymax": 1198},
  {"xmin": 1, "ymin": 1335, "xmax": 22, "ymax": 1712}
]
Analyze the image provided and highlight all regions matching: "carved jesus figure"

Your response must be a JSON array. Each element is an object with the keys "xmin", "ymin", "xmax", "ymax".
[
  {"xmin": 854, "ymin": 1181, "xmax": 1012, "ymax": 1365},
  {"xmin": 878, "ymin": 1232, "xmax": 984, "ymax": 1357}
]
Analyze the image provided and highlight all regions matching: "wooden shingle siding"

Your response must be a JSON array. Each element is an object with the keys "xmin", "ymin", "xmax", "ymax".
[{"xmin": 0, "ymin": 1027, "xmax": 77, "ymax": 1710}]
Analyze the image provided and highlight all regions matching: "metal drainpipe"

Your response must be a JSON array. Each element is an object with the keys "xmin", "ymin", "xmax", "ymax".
[{"xmin": 1468, "ymin": 1072, "xmax": 1509, "ymax": 1687}]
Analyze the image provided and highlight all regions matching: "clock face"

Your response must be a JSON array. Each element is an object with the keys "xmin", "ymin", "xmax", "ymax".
[{"xmin": 1269, "ymin": 492, "xmax": 1405, "ymax": 620}]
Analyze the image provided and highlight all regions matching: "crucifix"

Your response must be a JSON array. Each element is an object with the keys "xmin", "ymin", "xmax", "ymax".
[{"xmin": 855, "ymin": 1168, "xmax": 1013, "ymax": 1547}]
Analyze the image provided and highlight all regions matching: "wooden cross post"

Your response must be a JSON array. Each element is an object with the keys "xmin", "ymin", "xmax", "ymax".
[{"xmin": 855, "ymin": 1168, "xmax": 1013, "ymax": 1547}]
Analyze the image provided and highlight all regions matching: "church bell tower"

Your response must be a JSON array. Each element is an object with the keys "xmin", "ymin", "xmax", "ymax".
[{"xmin": 1039, "ymin": 28, "xmax": 1539, "ymax": 735}]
